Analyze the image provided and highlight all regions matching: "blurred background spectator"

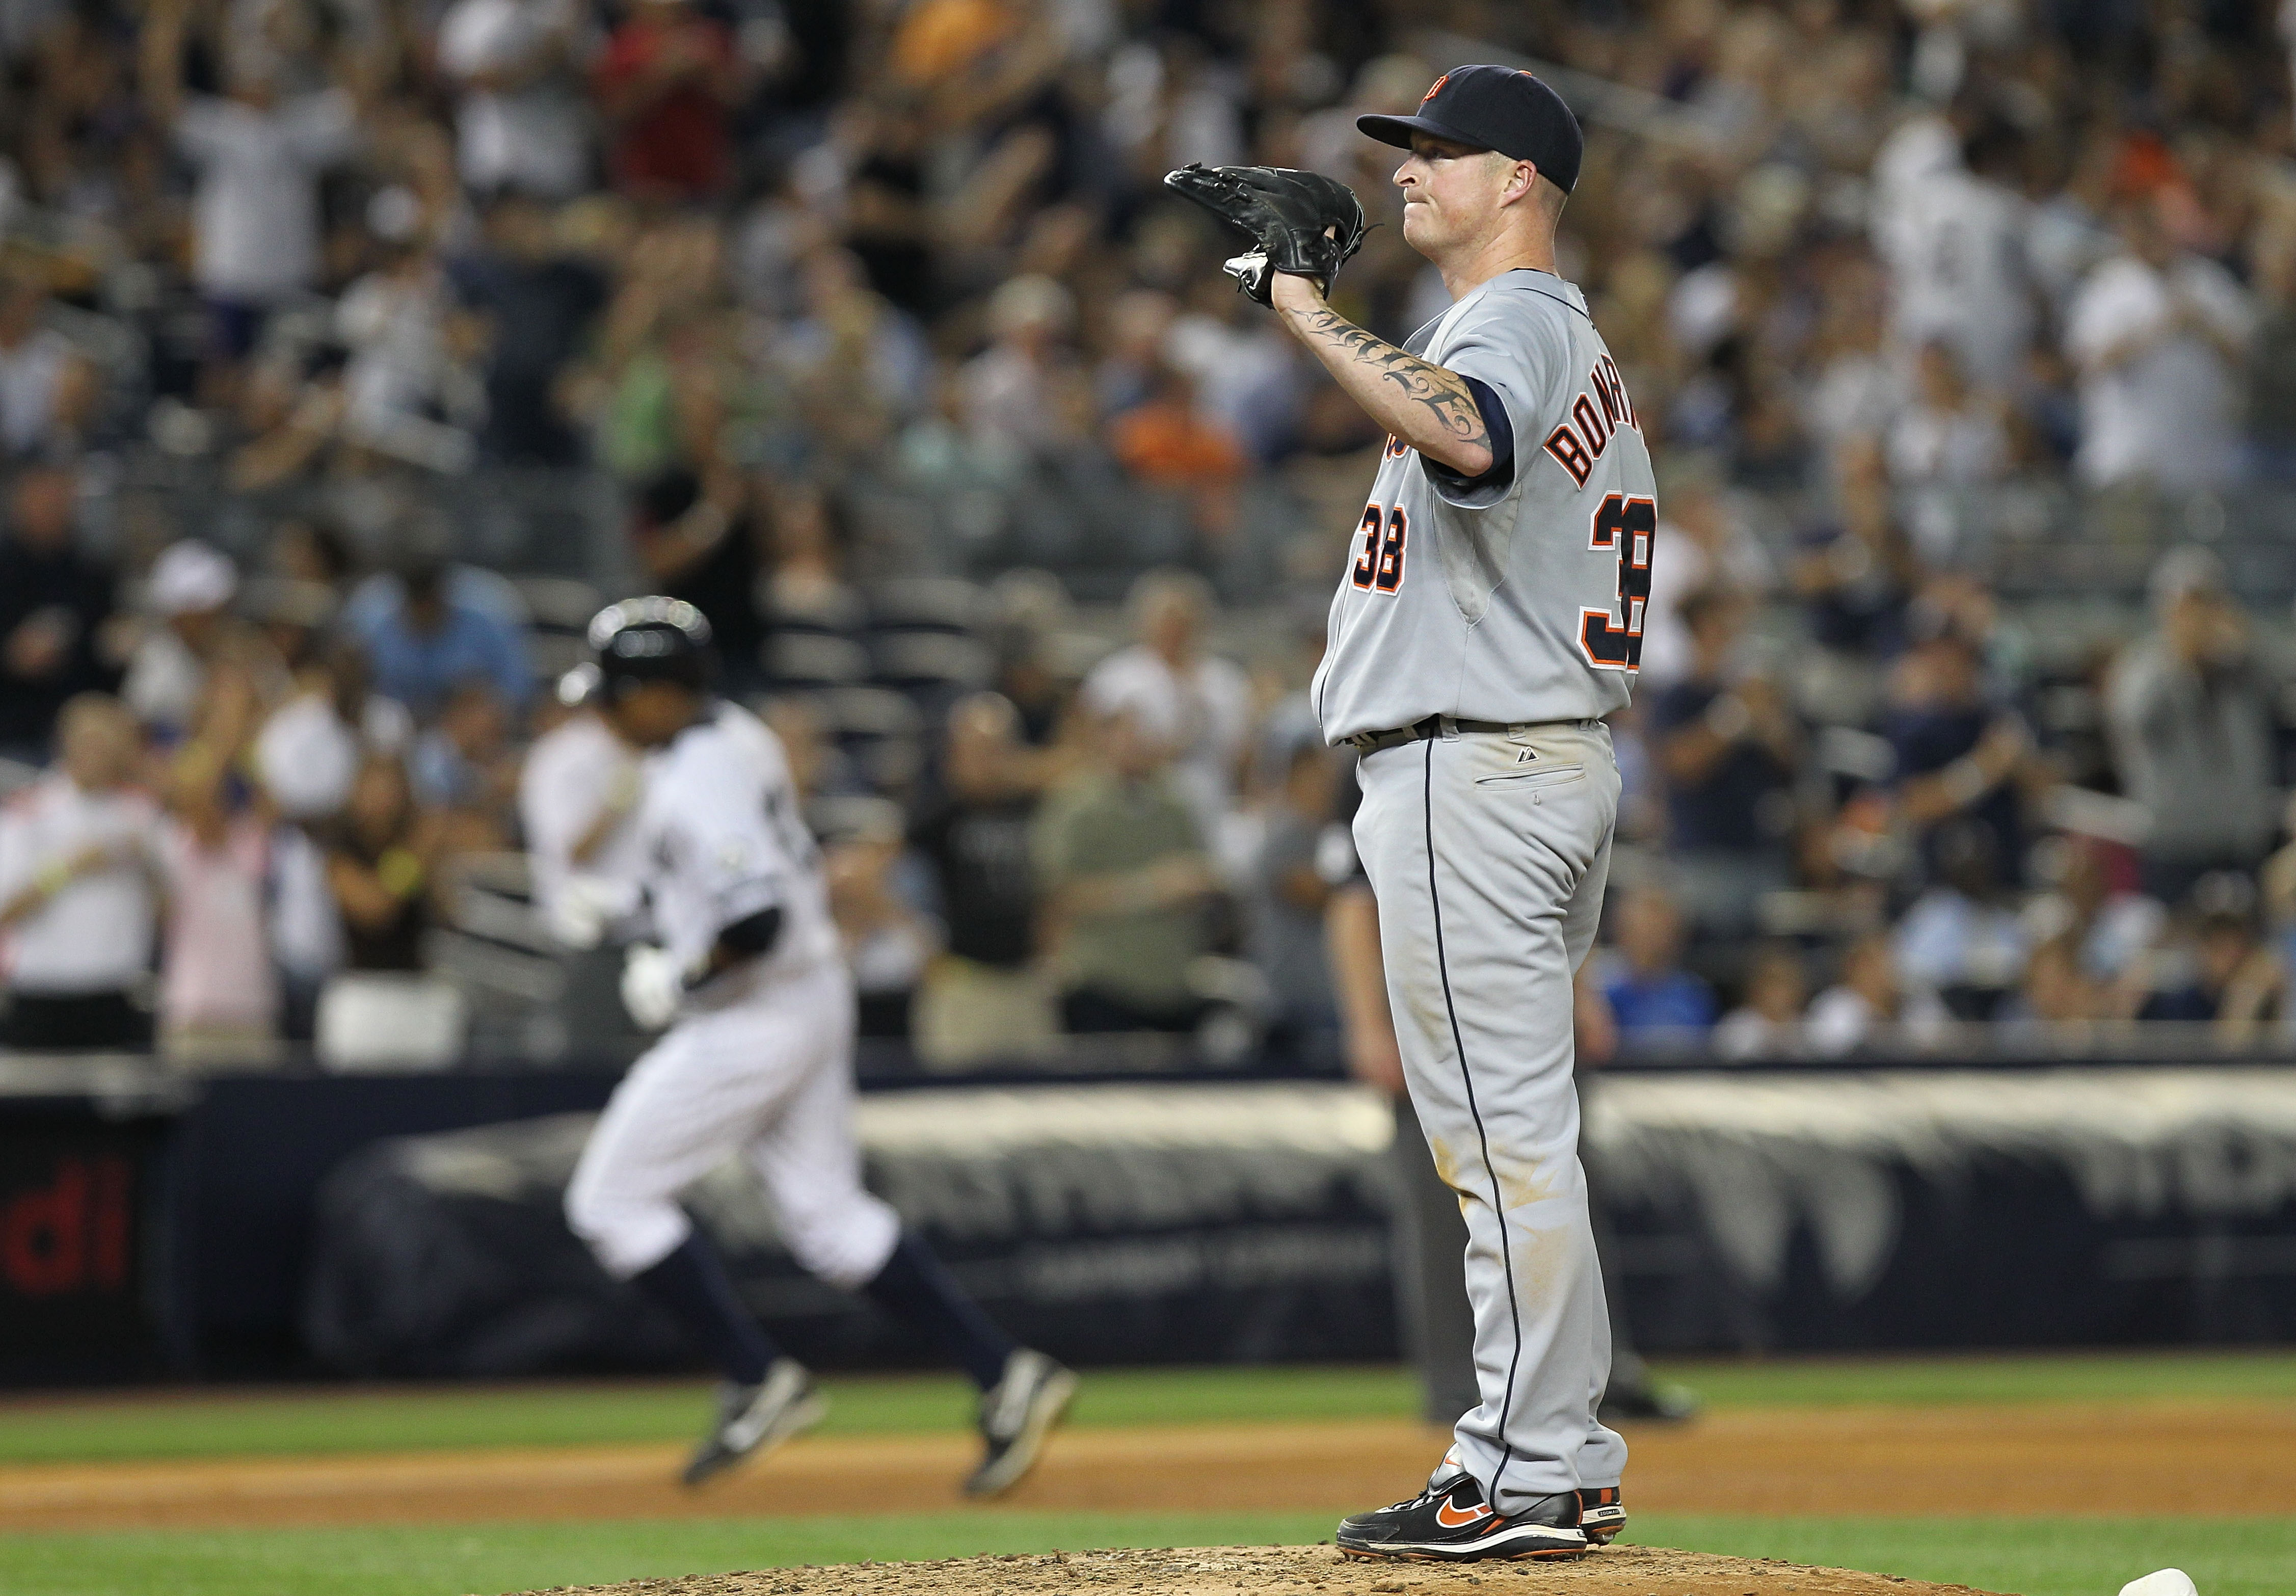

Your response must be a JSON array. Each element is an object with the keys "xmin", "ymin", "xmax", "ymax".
[
  {"xmin": 1598, "ymin": 886, "xmax": 1717, "ymax": 1041},
  {"xmin": 123, "ymin": 539, "xmax": 239, "ymax": 736},
  {"xmin": 910, "ymin": 693, "xmax": 1058, "ymax": 1068},
  {"xmin": 9, "ymin": 0, "xmax": 2296, "ymax": 1065},
  {"xmin": 1034, "ymin": 707, "xmax": 1219, "ymax": 1035},
  {"xmin": 2106, "ymin": 550, "xmax": 2280, "ymax": 901},
  {"xmin": 322, "ymin": 751, "xmax": 440, "ymax": 974},
  {"xmin": 0, "ymin": 695, "xmax": 161, "ymax": 1050},
  {"xmin": 0, "ymin": 462, "xmax": 116, "ymax": 762},
  {"xmin": 349, "ymin": 554, "xmax": 532, "ymax": 720},
  {"xmin": 1081, "ymin": 572, "xmax": 1252, "ymax": 861}
]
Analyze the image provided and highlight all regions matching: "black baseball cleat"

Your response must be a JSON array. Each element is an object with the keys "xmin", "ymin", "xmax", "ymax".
[
  {"xmin": 682, "ymin": 1358, "xmax": 829, "ymax": 1486},
  {"xmin": 1336, "ymin": 1469, "xmax": 1589, "ymax": 1561},
  {"xmin": 1577, "ymin": 1484, "xmax": 1626, "ymax": 1545},
  {"xmin": 964, "ymin": 1348, "xmax": 1079, "ymax": 1497}
]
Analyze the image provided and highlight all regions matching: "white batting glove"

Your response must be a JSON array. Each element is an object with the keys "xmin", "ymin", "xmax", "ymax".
[
  {"xmin": 545, "ymin": 873, "xmax": 638, "ymax": 950},
  {"xmin": 619, "ymin": 944, "xmax": 687, "ymax": 1030}
]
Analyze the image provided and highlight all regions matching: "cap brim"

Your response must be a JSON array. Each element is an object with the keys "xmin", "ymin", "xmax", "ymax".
[{"xmin": 1356, "ymin": 112, "xmax": 1492, "ymax": 152}]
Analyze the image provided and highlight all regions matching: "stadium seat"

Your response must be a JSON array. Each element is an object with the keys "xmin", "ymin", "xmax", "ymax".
[
  {"xmin": 764, "ymin": 632, "xmax": 872, "ymax": 688},
  {"xmin": 764, "ymin": 582, "xmax": 869, "ymax": 636},
  {"xmin": 511, "ymin": 576, "xmax": 603, "ymax": 635},
  {"xmin": 315, "ymin": 974, "xmax": 468, "ymax": 1072},
  {"xmin": 870, "ymin": 578, "xmax": 990, "ymax": 634},
  {"xmin": 870, "ymin": 631, "xmax": 993, "ymax": 692},
  {"xmin": 814, "ymin": 686, "xmax": 925, "ymax": 742}
]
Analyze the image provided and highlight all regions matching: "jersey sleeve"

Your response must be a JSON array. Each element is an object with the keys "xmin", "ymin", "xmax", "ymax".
[
  {"xmin": 657, "ymin": 751, "xmax": 791, "ymax": 939},
  {"xmin": 1423, "ymin": 291, "xmax": 1568, "ymax": 511}
]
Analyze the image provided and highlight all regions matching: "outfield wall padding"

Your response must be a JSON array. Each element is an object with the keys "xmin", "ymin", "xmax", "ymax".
[
  {"xmin": 303, "ymin": 1087, "xmax": 1399, "ymax": 1376},
  {"xmin": 7, "ymin": 1059, "xmax": 2296, "ymax": 1380}
]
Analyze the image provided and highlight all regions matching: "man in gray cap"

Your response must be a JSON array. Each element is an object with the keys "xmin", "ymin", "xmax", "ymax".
[{"xmin": 2106, "ymin": 547, "xmax": 2280, "ymax": 900}]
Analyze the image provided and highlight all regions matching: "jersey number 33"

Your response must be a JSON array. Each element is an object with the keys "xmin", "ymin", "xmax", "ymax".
[{"xmin": 1580, "ymin": 492, "xmax": 1655, "ymax": 672}]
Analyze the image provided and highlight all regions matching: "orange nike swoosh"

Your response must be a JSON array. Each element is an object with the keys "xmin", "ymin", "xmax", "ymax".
[{"xmin": 1434, "ymin": 1498, "xmax": 1491, "ymax": 1529}]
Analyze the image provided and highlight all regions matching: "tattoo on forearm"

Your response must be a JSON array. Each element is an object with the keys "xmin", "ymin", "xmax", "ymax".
[{"xmin": 1298, "ymin": 306, "xmax": 1488, "ymax": 447}]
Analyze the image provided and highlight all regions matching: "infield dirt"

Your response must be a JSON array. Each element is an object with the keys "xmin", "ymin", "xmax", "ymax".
[
  {"xmin": 2, "ymin": 1399, "xmax": 2290, "ymax": 1531},
  {"xmin": 524, "ymin": 1543, "xmax": 2009, "ymax": 1596}
]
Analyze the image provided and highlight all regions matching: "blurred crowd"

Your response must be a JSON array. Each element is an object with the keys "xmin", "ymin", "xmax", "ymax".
[{"xmin": 13, "ymin": 0, "xmax": 2296, "ymax": 1061}]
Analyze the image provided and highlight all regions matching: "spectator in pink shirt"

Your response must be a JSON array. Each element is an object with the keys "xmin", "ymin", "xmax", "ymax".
[{"xmin": 157, "ymin": 748, "xmax": 279, "ymax": 1057}]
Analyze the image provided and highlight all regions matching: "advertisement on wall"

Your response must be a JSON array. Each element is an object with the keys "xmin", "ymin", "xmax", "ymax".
[{"xmin": 0, "ymin": 1121, "xmax": 167, "ymax": 1383}]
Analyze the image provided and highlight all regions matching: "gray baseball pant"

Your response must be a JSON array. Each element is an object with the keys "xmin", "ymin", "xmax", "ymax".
[{"xmin": 1352, "ymin": 717, "xmax": 1627, "ymax": 1512}]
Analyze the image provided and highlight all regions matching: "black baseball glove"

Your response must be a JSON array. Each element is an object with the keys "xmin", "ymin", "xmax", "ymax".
[{"xmin": 1163, "ymin": 163, "xmax": 1368, "ymax": 306}]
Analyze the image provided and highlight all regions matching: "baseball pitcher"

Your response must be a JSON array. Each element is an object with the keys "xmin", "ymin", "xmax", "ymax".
[{"xmin": 1171, "ymin": 65, "xmax": 1649, "ymax": 1560}]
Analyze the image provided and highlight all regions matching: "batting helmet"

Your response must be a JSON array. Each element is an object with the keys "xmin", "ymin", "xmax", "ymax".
[{"xmin": 588, "ymin": 597, "xmax": 716, "ymax": 699}]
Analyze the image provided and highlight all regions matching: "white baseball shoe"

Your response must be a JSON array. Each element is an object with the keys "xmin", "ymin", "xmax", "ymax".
[
  {"xmin": 682, "ymin": 1358, "xmax": 829, "ymax": 1486},
  {"xmin": 964, "ymin": 1348, "xmax": 1079, "ymax": 1497}
]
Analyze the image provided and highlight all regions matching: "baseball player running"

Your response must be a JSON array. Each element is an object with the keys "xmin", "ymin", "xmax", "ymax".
[
  {"xmin": 562, "ymin": 598, "xmax": 1077, "ymax": 1492},
  {"xmin": 1170, "ymin": 65, "xmax": 1648, "ymax": 1560}
]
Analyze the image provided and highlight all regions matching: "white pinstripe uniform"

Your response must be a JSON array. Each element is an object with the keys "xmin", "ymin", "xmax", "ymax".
[{"xmin": 564, "ymin": 702, "xmax": 900, "ymax": 1289}]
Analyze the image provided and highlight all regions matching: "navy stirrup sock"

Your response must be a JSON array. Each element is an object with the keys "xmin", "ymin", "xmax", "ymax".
[
  {"xmin": 863, "ymin": 1230, "xmax": 1017, "ymax": 1391},
  {"xmin": 631, "ymin": 1234, "xmax": 780, "ymax": 1386}
]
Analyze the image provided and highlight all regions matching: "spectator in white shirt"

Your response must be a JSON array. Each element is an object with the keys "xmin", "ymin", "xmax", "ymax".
[
  {"xmin": 1711, "ymin": 942, "xmax": 1809, "ymax": 1060},
  {"xmin": 518, "ymin": 675, "xmax": 650, "ymax": 1044},
  {"xmin": 256, "ymin": 637, "xmax": 414, "ymax": 823},
  {"xmin": 520, "ymin": 678, "xmax": 645, "ymax": 935},
  {"xmin": 1892, "ymin": 819, "xmax": 2032, "ymax": 1017},
  {"xmin": 959, "ymin": 274, "xmax": 1086, "ymax": 459},
  {"xmin": 123, "ymin": 540, "xmax": 238, "ymax": 738},
  {"xmin": 1078, "ymin": 569, "xmax": 1252, "ymax": 853},
  {"xmin": 0, "ymin": 273, "xmax": 97, "ymax": 460},
  {"xmin": 335, "ymin": 226, "xmax": 475, "ymax": 471},
  {"xmin": 141, "ymin": 0, "xmax": 359, "ymax": 364},
  {"xmin": 1873, "ymin": 118, "xmax": 2037, "ymax": 391},
  {"xmin": 2064, "ymin": 202, "xmax": 2257, "ymax": 492},
  {"xmin": 437, "ymin": 0, "xmax": 592, "ymax": 200},
  {"xmin": 1885, "ymin": 342, "xmax": 2011, "ymax": 487},
  {"xmin": 0, "ymin": 694, "xmax": 161, "ymax": 1050},
  {"xmin": 1806, "ymin": 930, "xmax": 1949, "ymax": 1055}
]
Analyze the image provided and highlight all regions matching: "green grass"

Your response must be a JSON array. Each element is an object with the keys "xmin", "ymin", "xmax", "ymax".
[
  {"xmin": 0, "ymin": 1513, "xmax": 1336, "ymax": 1596},
  {"xmin": 1658, "ymin": 1349, "xmax": 2296, "ymax": 1410},
  {"xmin": 0, "ymin": 1367, "xmax": 1421, "ymax": 1466},
  {"xmin": 1630, "ymin": 1515, "xmax": 2296, "ymax": 1596},
  {"xmin": 7, "ymin": 1352, "xmax": 2295, "ymax": 1468},
  {"xmin": 0, "ymin": 1513, "xmax": 2290, "ymax": 1596}
]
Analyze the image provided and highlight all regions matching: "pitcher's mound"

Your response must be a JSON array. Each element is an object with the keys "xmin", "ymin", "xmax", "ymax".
[{"xmin": 527, "ymin": 1542, "xmax": 2008, "ymax": 1595}]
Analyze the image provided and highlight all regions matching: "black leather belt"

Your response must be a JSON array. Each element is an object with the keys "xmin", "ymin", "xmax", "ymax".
[{"xmin": 1343, "ymin": 714, "xmax": 1514, "ymax": 755}]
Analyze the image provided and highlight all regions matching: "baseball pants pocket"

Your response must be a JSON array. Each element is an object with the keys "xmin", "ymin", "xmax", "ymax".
[{"xmin": 1472, "ymin": 762, "xmax": 1586, "ymax": 790}]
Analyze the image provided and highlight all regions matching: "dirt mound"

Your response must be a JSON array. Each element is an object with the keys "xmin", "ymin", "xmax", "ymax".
[{"xmin": 523, "ymin": 1543, "xmax": 2009, "ymax": 1596}]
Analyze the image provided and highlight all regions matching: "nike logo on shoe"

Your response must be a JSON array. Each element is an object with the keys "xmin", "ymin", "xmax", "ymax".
[{"xmin": 1434, "ymin": 1497, "xmax": 1492, "ymax": 1529}]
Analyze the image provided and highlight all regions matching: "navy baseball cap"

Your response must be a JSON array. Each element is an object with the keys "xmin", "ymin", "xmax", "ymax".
[{"xmin": 1358, "ymin": 65, "xmax": 1584, "ymax": 194}]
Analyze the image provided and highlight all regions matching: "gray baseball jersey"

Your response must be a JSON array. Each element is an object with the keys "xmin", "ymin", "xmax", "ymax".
[
  {"xmin": 1320, "ymin": 268, "xmax": 1649, "ymax": 1520},
  {"xmin": 1311, "ymin": 269, "xmax": 1656, "ymax": 743}
]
